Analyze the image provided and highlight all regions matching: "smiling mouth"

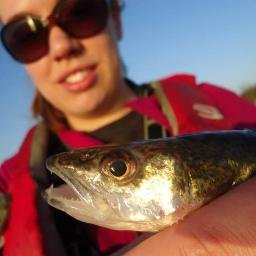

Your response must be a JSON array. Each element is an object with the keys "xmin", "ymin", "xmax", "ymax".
[
  {"xmin": 60, "ymin": 66, "xmax": 97, "ymax": 92},
  {"xmin": 65, "ymin": 70, "xmax": 89, "ymax": 83}
]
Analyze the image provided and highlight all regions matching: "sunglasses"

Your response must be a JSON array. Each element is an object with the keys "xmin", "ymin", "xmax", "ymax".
[{"xmin": 1, "ymin": 0, "xmax": 111, "ymax": 63}]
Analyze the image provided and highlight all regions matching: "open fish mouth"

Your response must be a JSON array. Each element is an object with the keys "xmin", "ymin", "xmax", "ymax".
[
  {"xmin": 44, "ymin": 185, "xmax": 122, "ymax": 227},
  {"xmin": 44, "ymin": 184, "xmax": 88, "ymax": 217},
  {"xmin": 44, "ymin": 159, "xmax": 116, "ymax": 225}
]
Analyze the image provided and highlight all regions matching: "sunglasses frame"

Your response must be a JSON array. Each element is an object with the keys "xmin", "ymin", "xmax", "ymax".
[{"xmin": 0, "ymin": 0, "xmax": 123, "ymax": 63}]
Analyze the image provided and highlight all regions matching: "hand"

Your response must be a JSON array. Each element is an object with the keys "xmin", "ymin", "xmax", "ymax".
[{"xmin": 125, "ymin": 177, "xmax": 256, "ymax": 256}]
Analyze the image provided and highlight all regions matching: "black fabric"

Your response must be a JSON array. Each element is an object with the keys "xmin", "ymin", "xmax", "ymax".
[
  {"xmin": 89, "ymin": 111, "xmax": 144, "ymax": 144},
  {"xmin": 46, "ymin": 132, "xmax": 103, "ymax": 255}
]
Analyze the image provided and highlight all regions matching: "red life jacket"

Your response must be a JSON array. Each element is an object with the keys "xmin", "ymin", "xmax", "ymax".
[{"xmin": 1, "ymin": 74, "xmax": 256, "ymax": 256}]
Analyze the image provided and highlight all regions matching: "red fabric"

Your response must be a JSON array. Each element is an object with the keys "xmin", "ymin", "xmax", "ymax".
[
  {"xmin": 200, "ymin": 83, "xmax": 256, "ymax": 128},
  {"xmin": 59, "ymin": 128, "xmax": 103, "ymax": 148},
  {"xmin": 124, "ymin": 74, "xmax": 255, "ymax": 136},
  {"xmin": 159, "ymin": 75, "xmax": 233, "ymax": 134},
  {"xmin": 126, "ymin": 95, "xmax": 171, "ymax": 129},
  {"xmin": 1, "ymin": 127, "xmax": 45, "ymax": 256},
  {"xmin": 97, "ymin": 228, "xmax": 137, "ymax": 253}
]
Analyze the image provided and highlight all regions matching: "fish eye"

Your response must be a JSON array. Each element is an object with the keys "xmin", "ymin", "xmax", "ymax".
[
  {"xmin": 109, "ymin": 160, "xmax": 127, "ymax": 177},
  {"xmin": 101, "ymin": 150, "xmax": 137, "ymax": 183}
]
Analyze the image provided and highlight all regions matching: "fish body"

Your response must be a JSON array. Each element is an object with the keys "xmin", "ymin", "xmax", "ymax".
[{"xmin": 44, "ymin": 130, "xmax": 256, "ymax": 232}]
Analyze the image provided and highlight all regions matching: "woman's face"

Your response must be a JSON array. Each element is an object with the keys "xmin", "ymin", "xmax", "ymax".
[{"xmin": 0, "ymin": 0, "xmax": 126, "ymax": 126}]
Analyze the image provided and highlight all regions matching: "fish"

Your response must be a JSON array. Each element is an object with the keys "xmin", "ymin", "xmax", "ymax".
[{"xmin": 44, "ymin": 130, "xmax": 256, "ymax": 232}]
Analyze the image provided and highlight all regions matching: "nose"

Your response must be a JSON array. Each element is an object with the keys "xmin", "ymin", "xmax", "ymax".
[{"xmin": 48, "ymin": 26, "xmax": 84, "ymax": 61}]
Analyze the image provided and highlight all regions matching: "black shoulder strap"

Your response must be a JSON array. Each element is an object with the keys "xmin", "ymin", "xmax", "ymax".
[{"xmin": 29, "ymin": 122, "xmax": 51, "ymax": 188}]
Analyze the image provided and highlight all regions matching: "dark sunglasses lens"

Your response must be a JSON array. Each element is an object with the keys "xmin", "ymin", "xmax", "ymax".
[
  {"xmin": 1, "ymin": 17, "xmax": 48, "ymax": 63},
  {"xmin": 58, "ymin": 0, "xmax": 108, "ymax": 38}
]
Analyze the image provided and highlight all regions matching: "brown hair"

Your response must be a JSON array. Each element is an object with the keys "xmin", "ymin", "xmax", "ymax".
[
  {"xmin": 32, "ymin": 92, "xmax": 68, "ymax": 132},
  {"xmin": 32, "ymin": 0, "xmax": 124, "ymax": 132}
]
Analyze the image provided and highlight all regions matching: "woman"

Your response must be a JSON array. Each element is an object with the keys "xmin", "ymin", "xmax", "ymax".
[{"xmin": 1, "ymin": 0, "xmax": 256, "ymax": 255}]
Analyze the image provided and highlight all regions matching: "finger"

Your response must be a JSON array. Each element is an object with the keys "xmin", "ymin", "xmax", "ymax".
[{"xmin": 125, "ymin": 177, "xmax": 256, "ymax": 256}]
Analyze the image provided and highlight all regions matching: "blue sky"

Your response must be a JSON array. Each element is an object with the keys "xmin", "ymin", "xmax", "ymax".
[{"xmin": 1, "ymin": 0, "xmax": 256, "ymax": 162}]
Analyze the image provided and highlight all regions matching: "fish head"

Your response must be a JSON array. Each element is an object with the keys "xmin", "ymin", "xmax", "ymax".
[{"xmin": 44, "ymin": 141, "xmax": 186, "ymax": 231}]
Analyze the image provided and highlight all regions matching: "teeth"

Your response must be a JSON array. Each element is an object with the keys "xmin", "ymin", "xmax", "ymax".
[{"xmin": 65, "ymin": 70, "xmax": 88, "ymax": 83}]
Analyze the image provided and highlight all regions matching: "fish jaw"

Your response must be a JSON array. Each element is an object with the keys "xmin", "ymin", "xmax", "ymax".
[
  {"xmin": 44, "ymin": 184, "xmax": 117, "ymax": 225},
  {"xmin": 44, "ymin": 152, "xmax": 117, "ymax": 223}
]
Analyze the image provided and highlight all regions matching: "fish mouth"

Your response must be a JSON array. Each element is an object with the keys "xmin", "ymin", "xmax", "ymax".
[
  {"xmin": 44, "ymin": 184, "xmax": 86, "ymax": 216},
  {"xmin": 44, "ymin": 154, "xmax": 115, "ymax": 225}
]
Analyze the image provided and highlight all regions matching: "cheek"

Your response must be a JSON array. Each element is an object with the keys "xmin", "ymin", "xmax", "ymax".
[
  {"xmin": 25, "ymin": 61, "xmax": 50, "ymax": 89},
  {"xmin": 25, "ymin": 61, "xmax": 48, "ymax": 84},
  {"xmin": 25, "ymin": 62, "xmax": 61, "ymax": 109},
  {"xmin": 89, "ymin": 28, "xmax": 121, "ymax": 69},
  {"xmin": 97, "ymin": 42, "xmax": 122, "ymax": 88}
]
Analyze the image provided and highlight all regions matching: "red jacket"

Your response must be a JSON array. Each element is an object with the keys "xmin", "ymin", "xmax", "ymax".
[{"xmin": 1, "ymin": 74, "xmax": 256, "ymax": 256}]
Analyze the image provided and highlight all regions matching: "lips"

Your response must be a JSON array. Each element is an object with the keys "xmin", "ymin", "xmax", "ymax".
[{"xmin": 59, "ymin": 65, "xmax": 97, "ymax": 92}]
